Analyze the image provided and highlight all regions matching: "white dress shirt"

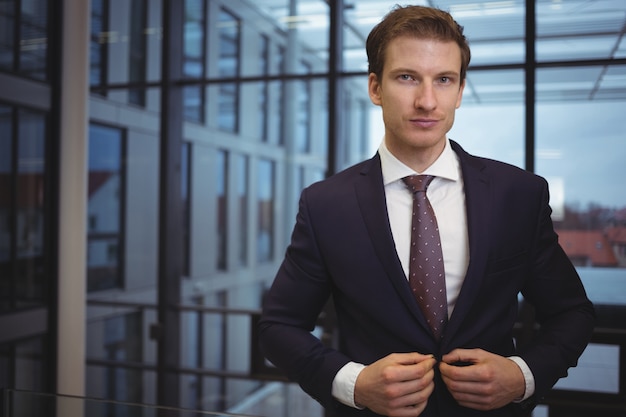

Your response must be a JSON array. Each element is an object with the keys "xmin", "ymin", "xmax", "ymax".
[{"xmin": 331, "ymin": 139, "xmax": 534, "ymax": 408}]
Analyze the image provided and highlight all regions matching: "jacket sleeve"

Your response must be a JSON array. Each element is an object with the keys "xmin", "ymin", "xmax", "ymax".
[
  {"xmin": 518, "ymin": 178, "xmax": 596, "ymax": 400},
  {"xmin": 258, "ymin": 187, "xmax": 350, "ymax": 409}
]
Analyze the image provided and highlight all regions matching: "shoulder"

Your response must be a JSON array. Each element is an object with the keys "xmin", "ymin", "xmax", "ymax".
[
  {"xmin": 451, "ymin": 139, "xmax": 547, "ymax": 189},
  {"xmin": 305, "ymin": 155, "xmax": 381, "ymax": 196}
]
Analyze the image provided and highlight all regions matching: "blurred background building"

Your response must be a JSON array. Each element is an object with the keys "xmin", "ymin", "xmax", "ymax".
[{"xmin": 1, "ymin": 0, "xmax": 625, "ymax": 416}]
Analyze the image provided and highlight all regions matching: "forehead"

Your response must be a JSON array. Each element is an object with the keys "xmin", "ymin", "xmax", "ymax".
[{"xmin": 384, "ymin": 36, "xmax": 462, "ymax": 73}]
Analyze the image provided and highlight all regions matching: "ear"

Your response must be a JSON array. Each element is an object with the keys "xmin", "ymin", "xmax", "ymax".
[
  {"xmin": 368, "ymin": 73, "xmax": 382, "ymax": 106},
  {"xmin": 456, "ymin": 79, "xmax": 465, "ymax": 109}
]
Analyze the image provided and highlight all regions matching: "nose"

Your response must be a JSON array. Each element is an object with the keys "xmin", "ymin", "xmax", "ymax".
[{"xmin": 415, "ymin": 83, "xmax": 437, "ymax": 112}]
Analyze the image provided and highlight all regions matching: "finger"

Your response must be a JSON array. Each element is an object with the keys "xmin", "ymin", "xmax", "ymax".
[
  {"xmin": 439, "ymin": 361, "xmax": 483, "ymax": 383},
  {"xmin": 442, "ymin": 348, "xmax": 482, "ymax": 366},
  {"xmin": 391, "ymin": 352, "xmax": 436, "ymax": 365},
  {"xmin": 390, "ymin": 380, "xmax": 435, "ymax": 415},
  {"xmin": 393, "ymin": 358, "xmax": 437, "ymax": 384}
]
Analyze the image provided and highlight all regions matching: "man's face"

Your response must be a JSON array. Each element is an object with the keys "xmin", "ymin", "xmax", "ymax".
[{"xmin": 368, "ymin": 36, "xmax": 465, "ymax": 168}]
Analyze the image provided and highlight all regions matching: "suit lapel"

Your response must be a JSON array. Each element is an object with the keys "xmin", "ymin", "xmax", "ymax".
[
  {"xmin": 354, "ymin": 155, "xmax": 433, "ymax": 334},
  {"xmin": 444, "ymin": 141, "xmax": 492, "ymax": 342}
]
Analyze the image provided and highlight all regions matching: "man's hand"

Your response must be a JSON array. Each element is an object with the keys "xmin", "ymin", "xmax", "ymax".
[
  {"xmin": 354, "ymin": 352, "xmax": 436, "ymax": 417},
  {"xmin": 440, "ymin": 348, "xmax": 525, "ymax": 411}
]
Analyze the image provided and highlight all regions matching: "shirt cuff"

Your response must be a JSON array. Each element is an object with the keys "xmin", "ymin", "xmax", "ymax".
[
  {"xmin": 331, "ymin": 361, "xmax": 366, "ymax": 409},
  {"xmin": 508, "ymin": 356, "xmax": 535, "ymax": 401}
]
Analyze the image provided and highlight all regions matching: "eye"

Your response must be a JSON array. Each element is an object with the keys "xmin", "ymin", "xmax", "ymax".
[{"xmin": 399, "ymin": 74, "xmax": 414, "ymax": 81}]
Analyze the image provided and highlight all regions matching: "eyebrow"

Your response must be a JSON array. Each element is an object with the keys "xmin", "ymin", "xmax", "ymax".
[{"xmin": 388, "ymin": 68, "xmax": 461, "ymax": 78}]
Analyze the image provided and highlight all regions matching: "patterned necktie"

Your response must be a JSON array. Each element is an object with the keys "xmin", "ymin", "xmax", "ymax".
[{"xmin": 402, "ymin": 175, "xmax": 447, "ymax": 339}]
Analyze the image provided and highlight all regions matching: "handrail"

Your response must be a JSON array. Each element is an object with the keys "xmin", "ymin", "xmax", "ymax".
[
  {"xmin": 84, "ymin": 300, "xmax": 626, "ymax": 416},
  {"xmin": 1, "ymin": 388, "xmax": 261, "ymax": 417}
]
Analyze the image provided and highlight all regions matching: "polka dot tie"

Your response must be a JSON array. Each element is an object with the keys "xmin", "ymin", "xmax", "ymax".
[{"xmin": 402, "ymin": 175, "xmax": 447, "ymax": 340}]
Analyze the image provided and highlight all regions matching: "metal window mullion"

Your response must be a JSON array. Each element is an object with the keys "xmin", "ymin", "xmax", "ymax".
[
  {"xmin": 327, "ymin": 0, "xmax": 344, "ymax": 177},
  {"xmin": 525, "ymin": 0, "xmax": 536, "ymax": 173},
  {"xmin": 156, "ymin": 0, "xmax": 184, "ymax": 410}
]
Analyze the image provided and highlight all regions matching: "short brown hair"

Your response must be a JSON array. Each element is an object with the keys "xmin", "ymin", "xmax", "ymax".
[{"xmin": 366, "ymin": 5, "xmax": 471, "ymax": 82}]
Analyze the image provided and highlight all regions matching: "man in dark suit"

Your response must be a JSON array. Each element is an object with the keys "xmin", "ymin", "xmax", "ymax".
[{"xmin": 258, "ymin": 5, "xmax": 595, "ymax": 417}]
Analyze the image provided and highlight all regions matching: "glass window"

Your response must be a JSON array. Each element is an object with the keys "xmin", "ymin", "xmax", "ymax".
[
  {"xmin": 87, "ymin": 124, "xmax": 124, "ymax": 292},
  {"xmin": 0, "ymin": 0, "xmax": 16, "ymax": 72},
  {"xmin": 536, "ymin": 0, "xmax": 626, "ymax": 63},
  {"xmin": 19, "ymin": 0, "xmax": 48, "ymax": 80},
  {"xmin": 0, "ymin": 105, "xmax": 12, "ymax": 311},
  {"xmin": 339, "ymin": 79, "xmax": 370, "ymax": 168},
  {"xmin": 449, "ymin": 69, "xmax": 525, "ymax": 168},
  {"xmin": 0, "ymin": 105, "xmax": 50, "ymax": 398},
  {"xmin": 343, "ymin": 1, "xmax": 525, "ymax": 71},
  {"xmin": 257, "ymin": 159, "xmax": 274, "ymax": 263},
  {"xmin": 128, "ymin": 0, "xmax": 147, "ymax": 106},
  {"xmin": 259, "ymin": 35, "xmax": 269, "ymax": 141},
  {"xmin": 90, "ymin": 0, "xmax": 107, "ymax": 94},
  {"xmin": 448, "ymin": 0, "xmax": 526, "ymax": 66},
  {"xmin": 236, "ymin": 155, "xmax": 248, "ymax": 266},
  {"xmin": 183, "ymin": 0, "xmax": 206, "ymax": 122},
  {"xmin": 0, "ymin": 107, "xmax": 49, "ymax": 312},
  {"xmin": 295, "ymin": 61, "xmax": 312, "ymax": 153},
  {"xmin": 181, "ymin": 142, "xmax": 191, "ymax": 277},
  {"xmin": 0, "ymin": 0, "xmax": 48, "ymax": 79},
  {"xmin": 253, "ymin": 0, "xmax": 329, "ymax": 75},
  {"xmin": 86, "ymin": 312, "xmax": 142, "ymax": 412},
  {"xmin": 15, "ymin": 109, "xmax": 47, "ymax": 307},
  {"xmin": 14, "ymin": 336, "xmax": 46, "ymax": 392},
  {"xmin": 0, "ymin": 336, "xmax": 49, "ymax": 415},
  {"xmin": 271, "ymin": 45, "xmax": 286, "ymax": 146},
  {"xmin": 536, "ymin": 65, "xmax": 626, "ymax": 324}
]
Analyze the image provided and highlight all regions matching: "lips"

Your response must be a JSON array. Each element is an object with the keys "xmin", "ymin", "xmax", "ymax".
[{"xmin": 411, "ymin": 118, "xmax": 439, "ymax": 128}]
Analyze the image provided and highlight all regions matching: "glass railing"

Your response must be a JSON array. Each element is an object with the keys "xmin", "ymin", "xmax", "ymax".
[{"xmin": 2, "ymin": 388, "xmax": 261, "ymax": 417}]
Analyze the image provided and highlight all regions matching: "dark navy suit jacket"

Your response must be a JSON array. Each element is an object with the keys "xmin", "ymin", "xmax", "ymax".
[{"xmin": 259, "ymin": 140, "xmax": 595, "ymax": 416}]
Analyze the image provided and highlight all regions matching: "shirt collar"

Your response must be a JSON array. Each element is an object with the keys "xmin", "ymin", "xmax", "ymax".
[{"xmin": 379, "ymin": 138, "xmax": 460, "ymax": 186}]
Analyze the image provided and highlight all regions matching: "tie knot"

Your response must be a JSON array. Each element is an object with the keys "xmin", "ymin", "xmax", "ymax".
[{"xmin": 402, "ymin": 175, "xmax": 434, "ymax": 194}]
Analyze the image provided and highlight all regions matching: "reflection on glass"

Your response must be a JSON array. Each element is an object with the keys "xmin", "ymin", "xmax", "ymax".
[
  {"xmin": 0, "ymin": 1, "xmax": 16, "ymax": 72},
  {"xmin": 14, "ymin": 336, "xmax": 46, "ymax": 394},
  {"xmin": 218, "ymin": 83, "xmax": 237, "ymax": 132},
  {"xmin": 253, "ymin": 0, "xmax": 329, "ymax": 75},
  {"xmin": 0, "ymin": 107, "xmax": 48, "ymax": 311},
  {"xmin": 128, "ymin": 0, "xmax": 147, "ymax": 106},
  {"xmin": 87, "ymin": 124, "xmax": 123, "ymax": 291},
  {"xmin": 184, "ymin": 0, "xmax": 205, "ymax": 78},
  {"xmin": 85, "ymin": 313, "xmax": 142, "ymax": 415},
  {"xmin": 218, "ymin": 8, "xmax": 240, "ymax": 132},
  {"xmin": 16, "ymin": 109, "xmax": 46, "ymax": 307},
  {"xmin": 184, "ymin": 85, "xmax": 204, "ymax": 123},
  {"xmin": 184, "ymin": 0, "xmax": 206, "ymax": 122},
  {"xmin": 18, "ymin": 0, "xmax": 48, "ymax": 80},
  {"xmin": 536, "ymin": 0, "xmax": 626, "ymax": 63},
  {"xmin": 296, "ymin": 62, "xmax": 311, "ymax": 153},
  {"xmin": 90, "ymin": 0, "xmax": 107, "ymax": 93},
  {"xmin": 257, "ymin": 159, "xmax": 274, "ymax": 263}
]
